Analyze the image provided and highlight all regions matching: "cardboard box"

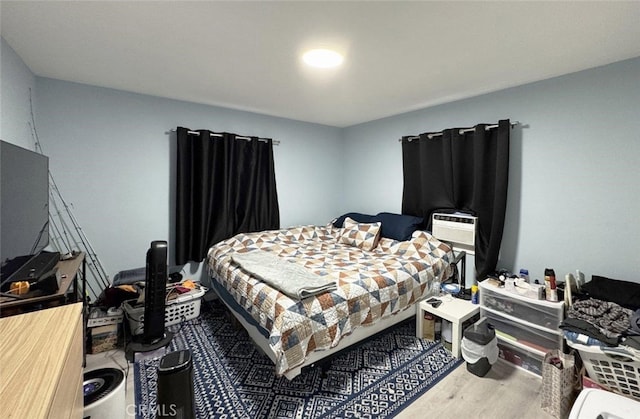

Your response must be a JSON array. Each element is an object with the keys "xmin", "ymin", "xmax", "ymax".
[{"xmin": 89, "ymin": 324, "xmax": 119, "ymax": 353}]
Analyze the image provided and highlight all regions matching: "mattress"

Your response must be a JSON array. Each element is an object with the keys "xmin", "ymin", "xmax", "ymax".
[{"xmin": 207, "ymin": 224, "xmax": 455, "ymax": 375}]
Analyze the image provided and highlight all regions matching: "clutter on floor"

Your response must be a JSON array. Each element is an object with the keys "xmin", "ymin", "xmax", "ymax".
[
  {"xmin": 560, "ymin": 274, "xmax": 640, "ymax": 402},
  {"xmin": 86, "ymin": 264, "xmax": 207, "ymax": 352}
]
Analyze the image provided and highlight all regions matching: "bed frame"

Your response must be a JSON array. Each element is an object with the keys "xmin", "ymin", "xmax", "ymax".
[
  {"xmin": 215, "ymin": 288, "xmax": 419, "ymax": 380},
  {"xmin": 206, "ymin": 227, "xmax": 465, "ymax": 380}
]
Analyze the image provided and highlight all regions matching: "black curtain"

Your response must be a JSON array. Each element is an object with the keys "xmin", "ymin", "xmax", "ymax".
[
  {"xmin": 401, "ymin": 119, "xmax": 510, "ymax": 280},
  {"xmin": 175, "ymin": 127, "xmax": 280, "ymax": 264}
]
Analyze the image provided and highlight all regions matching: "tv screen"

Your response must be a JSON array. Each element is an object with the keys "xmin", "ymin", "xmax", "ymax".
[{"xmin": 0, "ymin": 140, "xmax": 50, "ymax": 281}]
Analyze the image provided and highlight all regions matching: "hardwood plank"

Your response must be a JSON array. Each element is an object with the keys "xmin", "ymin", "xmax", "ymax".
[
  {"xmin": 397, "ymin": 360, "xmax": 554, "ymax": 419},
  {"xmin": 87, "ymin": 347, "xmax": 556, "ymax": 418}
]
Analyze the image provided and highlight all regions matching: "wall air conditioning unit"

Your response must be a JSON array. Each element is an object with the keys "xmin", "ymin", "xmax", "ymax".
[{"xmin": 432, "ymin": 212, "xmax": 477, "ymax": 254}]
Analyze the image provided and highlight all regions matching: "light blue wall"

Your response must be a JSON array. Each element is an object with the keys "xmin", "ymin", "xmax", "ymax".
[
  {"xmin": 1, "ymin": 37, "xmax": 36, "ymax": 149},
  {"xmin": 3, "ymin": 33, "xmax": 639, "ymax": 285},
  {"xmin": 32, "ymin": 78, "xmax": 343, "ymax": 276},
  {"xmin": 343, "ymin": 57, "xmax": 640, "ymax": 284}
]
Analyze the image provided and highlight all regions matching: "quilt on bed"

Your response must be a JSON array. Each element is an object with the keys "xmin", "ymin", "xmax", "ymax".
[{"xmin": 207, "ymin": 224, "xmax": 455, "ymax": 376}]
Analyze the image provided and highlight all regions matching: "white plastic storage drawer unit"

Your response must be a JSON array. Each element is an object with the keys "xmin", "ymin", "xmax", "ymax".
[
  {"xmin": 480, "ymin": 307, "xmax": 564, "ymax": 353},
  {"xmin": 479, "ymin": 279, "xmax": 565, "ymax": 375},
  {"xmin": 479, "ymin": 279, "xmax": 564, "ymax": 330},
  {"xmin": 497, "ymin": 337, "xmax": 544, "ymax": 376}
]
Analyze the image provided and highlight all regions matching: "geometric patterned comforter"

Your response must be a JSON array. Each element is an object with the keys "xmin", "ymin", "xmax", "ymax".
[{"xmin": 207, "ymin": 224, "xmax": 455, "ymax": 376}]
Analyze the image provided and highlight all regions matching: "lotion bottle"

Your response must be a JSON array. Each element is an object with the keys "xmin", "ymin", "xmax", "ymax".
[{"xmin": 544, "ymin": 268, "xmax": 558, "ymax": 302}]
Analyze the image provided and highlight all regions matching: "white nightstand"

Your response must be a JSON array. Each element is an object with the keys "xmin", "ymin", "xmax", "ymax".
[{"xmin": 416, "ymin": 296, "xmax": 480, "ymax": 358}]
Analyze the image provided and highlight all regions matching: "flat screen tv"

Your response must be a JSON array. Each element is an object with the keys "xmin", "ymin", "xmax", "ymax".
[{"xmin": 0, "ymin": 140, "xmax": 50, "ymax": 283}]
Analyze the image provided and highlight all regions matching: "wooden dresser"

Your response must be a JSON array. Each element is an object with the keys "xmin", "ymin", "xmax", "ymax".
[{"xmin": 0, "ymin": 303, "xmax": 83, "ymax": 418}]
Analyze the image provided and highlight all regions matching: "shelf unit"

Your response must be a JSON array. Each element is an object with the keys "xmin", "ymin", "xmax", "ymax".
[
  {"xmin": 479, "ymin": 279, "xmax": 565, "ymax": 376},
  {"xmin": 0, "ymin": 252, "xmax": 86, "ymax": 316}
]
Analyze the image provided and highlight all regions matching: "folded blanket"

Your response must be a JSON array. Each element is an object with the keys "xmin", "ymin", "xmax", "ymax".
[{"xmin": 231, "ymin": 251, "xmax": 336, "ymax": 300}]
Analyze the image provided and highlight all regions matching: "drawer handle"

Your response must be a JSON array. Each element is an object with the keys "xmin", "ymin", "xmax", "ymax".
[{"xmin": 601, "ymin": 347, "xmax": 640, "ymax": 363}]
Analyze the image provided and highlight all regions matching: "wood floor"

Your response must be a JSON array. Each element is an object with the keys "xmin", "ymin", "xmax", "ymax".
[
  {"xmin": 86, "ymin": 350, "xmax": 552, "ymax": 418},
  {"xmin": 397, "ymin": 360, "xmax": 553, "ymax": 419}
]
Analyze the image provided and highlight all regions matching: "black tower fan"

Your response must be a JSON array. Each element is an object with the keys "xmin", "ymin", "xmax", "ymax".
[
  {"xmin": 144, "ymin": 240, "xmax": 168, "ymax": 343},
  {"xmin": 125, "ymin": 240, "xmax": 173, "ymax": 361}
]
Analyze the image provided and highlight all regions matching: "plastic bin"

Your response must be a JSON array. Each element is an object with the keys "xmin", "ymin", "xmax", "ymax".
[
  {"xmin": 479, "ymin": 279, "xmax": 564, "ymax": 329},
  {"xmin": 461, "ymin": 317, "xmax": 499, "ymax": 377},
  {"xmin": 86, "ymin": 307, "xmax": 124, "ymax": 353},
  {"xmin": 567, "ymin": 340, "xmax": 640, "ymax": 401},
  {"xmin": 569, "ymin": 388, "xmax": 640, "ymax": 419},
  {"xmin": 480, "ymin": 306, "xmax": 563, "ymax": 352},
  {"xmin": 497, "ymin": 338, "xmax": 544, "ymax": 376}
]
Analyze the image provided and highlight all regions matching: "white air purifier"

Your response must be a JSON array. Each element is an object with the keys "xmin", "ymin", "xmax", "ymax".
[{"xmin": 83, "ymin": 368, "xmax": 126, "ymax": 419}]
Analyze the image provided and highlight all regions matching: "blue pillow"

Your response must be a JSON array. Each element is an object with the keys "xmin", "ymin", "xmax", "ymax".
[
  {"xmin": 375, "ymin": 212, "xmax": 424, "ymax": 241},
  {"xmin": 333, "ymin": 212, "xmax": 377, "ymax": 228}
]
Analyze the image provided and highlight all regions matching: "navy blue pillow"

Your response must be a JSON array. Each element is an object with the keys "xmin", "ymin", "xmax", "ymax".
[
  {"xmin": 332, "ymin": 212, "xmax": 377, "ymax": 228},
  {"xmin": 375, "ymin": 212, "xmax": 424, "ymax": 241}
]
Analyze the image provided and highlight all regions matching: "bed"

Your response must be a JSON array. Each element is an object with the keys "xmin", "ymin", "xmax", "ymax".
[{"xmin": 206, "ymin": 213, "xmax": 456, "ymax": 379}]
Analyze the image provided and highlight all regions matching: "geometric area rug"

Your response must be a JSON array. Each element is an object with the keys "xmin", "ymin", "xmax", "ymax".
[{"xmin": 135, "ymin": 301, "xmax": 462, "ymax": 419}]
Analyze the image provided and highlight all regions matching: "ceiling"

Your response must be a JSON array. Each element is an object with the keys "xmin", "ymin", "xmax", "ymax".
[{"xmin": 2, "ymin": 1, "xmax": 639, "ymax": 128}]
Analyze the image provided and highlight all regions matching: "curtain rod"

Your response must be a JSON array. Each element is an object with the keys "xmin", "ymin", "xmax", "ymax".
[
  {"xmin": 168, "ymin": 129, "xmax": 280, "ymax": 145},
  {"xmin": 398, "ymin": 121, "xmax": 520, "ymax": 142}
]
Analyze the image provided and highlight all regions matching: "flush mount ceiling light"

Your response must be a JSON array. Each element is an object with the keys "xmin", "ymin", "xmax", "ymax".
[{"xmin": 302, "ymin": 49, "xmax": 344, "ymax": 68}]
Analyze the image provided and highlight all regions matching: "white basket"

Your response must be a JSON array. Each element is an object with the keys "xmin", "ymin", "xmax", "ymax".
[
  {"xmin": 123, "ymin": 286, "xmax": 207, "ymax": 336},
  {"xmin": 567, "ymin": 340, "xmax": 640, "ymax": 401}
]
